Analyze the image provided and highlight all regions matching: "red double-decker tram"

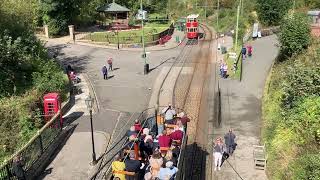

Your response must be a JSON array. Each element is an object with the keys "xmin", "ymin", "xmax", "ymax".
[{"xmin": 186, "ymin": 14, "xmax": 199, "ymax": 39}]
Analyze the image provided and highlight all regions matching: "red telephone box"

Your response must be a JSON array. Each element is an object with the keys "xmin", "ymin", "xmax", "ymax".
[{"xmin": 43, "ymin": 93, "xmax": 62, "ymax": 127}]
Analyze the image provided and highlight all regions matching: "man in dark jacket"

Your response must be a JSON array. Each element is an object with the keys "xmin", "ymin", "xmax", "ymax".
[
  {"xmin": 125, "ymin": 152, "xmax": 142, "ymax": 180},
  {"xmin": 224, "ymin": 129, "xmax": 236, "ymax": 155},
  {"xmin": 102, "ymin": 65, "xmax": 108, "ymax": 80},
  {"xmin": 12, "ymin": 155, "xmax": 26, "ymax": 180}
]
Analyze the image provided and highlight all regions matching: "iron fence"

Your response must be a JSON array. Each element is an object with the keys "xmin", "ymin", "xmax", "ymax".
[
  {"xmin": 0, "ymin": 112, "xmax": 62, "ymax": 180},
  {"xmin": 78, "ymin": 24, "xmax": 174, "ymax": 46}
]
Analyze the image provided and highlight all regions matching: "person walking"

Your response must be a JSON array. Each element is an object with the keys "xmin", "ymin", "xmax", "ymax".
[
  {"xmin": 107, "ymin": 57, "xmax": 113, "ymax": 71},
  {"xmin": 102, "ymin": 65, "xmax": 108, "ymax": 80},
  {"xmin": 213, "ymin": 138, "xmax": 225, "ymax": 171},
  {"xmin": 247, "ymin": 45, "xmax": 253, "ymax": 57},
  {"xmin": 224, "ymin": 129, "xmax": 236, "ymax": 155},
  {"xmin": 241, "ymin": 46, "xmax": 247, "ymax": 60}
]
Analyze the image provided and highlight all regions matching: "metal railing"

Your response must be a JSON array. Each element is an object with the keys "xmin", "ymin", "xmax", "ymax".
[
  {"xmin": 90, "ymin": 106, "xmax": 188, "ymax": 180},
  {"xmin": 0, "ymin": 112, "xmax": 63, "ymax": 179},
  {"xmin": 77, "ymin": 24, "xmax": 174, "ymax": 46}
]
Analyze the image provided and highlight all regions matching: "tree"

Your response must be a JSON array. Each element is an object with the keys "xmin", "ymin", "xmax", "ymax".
[
  {"xmin": 278, "ymin": 13, "xmax": 311, "ymax": 58},
  {"xmin": 40, "ymin": 0, "xmax": 80, "ymax": 35},
  {"xmin": 256, "ymin": 0, "xmax": 293, "ymax": 26}
]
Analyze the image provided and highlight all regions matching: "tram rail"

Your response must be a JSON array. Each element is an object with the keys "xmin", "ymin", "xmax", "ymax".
[{"xmin": 90, "ymin": 37, "xmax": 198, "ymax": 180}]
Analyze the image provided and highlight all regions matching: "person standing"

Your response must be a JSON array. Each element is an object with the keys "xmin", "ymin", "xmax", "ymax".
[
  {"xmin": 102, "ymin": 65, "xmax": 108, "ymax": 80},
  {"xmin": 12, "ymin": 155, "xmax": 26, "ymax": 180},
  {"xmin": 161, "ymin": 104, "xmax": 176, "ymax": 124},
  {"xmin": 224, "ymin": 129, "xmax": 236, "ymax": 155},
  {"xmin": 223, "ymin": 63, "xmax": 228, "ymax": 79},
  {"xmin": 107, "ymin": 58, "xmax": 113, "ymax": 71},
  {"xmin": 213, "ymin": 138, "xmax": 225, "ymax": 171},
  {"xmin": 220, "ymin": 61, "xmax": 224, "ymax": 78}
]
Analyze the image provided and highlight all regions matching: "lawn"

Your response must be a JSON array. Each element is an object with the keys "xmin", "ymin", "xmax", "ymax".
[
  {"xmin": 82, "ymin": 25, "xmax": 170, "ymax": 44},
  {"xmin": 225, "ymin": 44, "xmax": 242, "ymax": 80}
]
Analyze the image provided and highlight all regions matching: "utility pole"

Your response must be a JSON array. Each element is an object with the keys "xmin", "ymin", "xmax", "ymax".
[
  {"xmin": 205, "ymin": 0, "xmax": 208, "ymax": 21},
  {"xmin": 240, "ymin": 0, "xmax": 244, "ymax": 16},
  {"xmin": 235, "ymin": 5, "xmax": 240, "ymax": 52},
  {"xmin": 140, "ymin": 0, "xmax": 148, "ymax": 74},
  {"xmin": 216, "ymin": 0, "xmax": 220, "ymax": 34}
]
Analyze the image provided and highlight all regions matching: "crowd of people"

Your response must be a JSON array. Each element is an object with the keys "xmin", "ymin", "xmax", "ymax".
[
  {"xmin": 111, "ymin": 104, "xmax": 190, "ymax": 180},
  {"xmin": 219, "ymin": 44, "xmax": 253, "ymax": 79}
]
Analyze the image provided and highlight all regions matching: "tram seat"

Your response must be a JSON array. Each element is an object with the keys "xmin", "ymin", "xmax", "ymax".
[
  {"xmin": 113, "ymin": 170, "xmax": 135, "ymax": 176},
  {"xmin": 159, "ymin": 147, "xmax": 170, "ymax": 152},
  {"xmin": 165, "ymin": 124, "xmax": 178, "ymax": 129},
  {"xmin": 156, "ymin": 115, "xmax": 164, "ymax": 125}
]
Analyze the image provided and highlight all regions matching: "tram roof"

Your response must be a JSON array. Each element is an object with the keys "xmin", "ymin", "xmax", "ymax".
[{"xmin": 187, "ymin": 14, "xmax": 199, "ymax": 19}]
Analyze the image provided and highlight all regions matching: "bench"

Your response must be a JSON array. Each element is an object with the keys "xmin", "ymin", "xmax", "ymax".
[{"xmin": 253, "ymin": 144, "xmax": 267, "ymax": 170}]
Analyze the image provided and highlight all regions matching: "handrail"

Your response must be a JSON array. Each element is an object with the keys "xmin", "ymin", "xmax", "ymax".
[{"xmin": 0, "ymin": 111, "xmax": 61, "ymax": 168}]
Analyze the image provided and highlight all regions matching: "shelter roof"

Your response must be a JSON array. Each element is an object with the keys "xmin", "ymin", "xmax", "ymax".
[
  {"xmin": 97, "ymin": 2, "xmax": 130, "ymax": 13},
  {"xmin": 187, "ymin": 14, "xmax": 199, "ymax": 19}
]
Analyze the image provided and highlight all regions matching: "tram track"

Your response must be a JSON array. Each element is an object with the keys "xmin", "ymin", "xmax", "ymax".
[
  {"xmin": 174, "ymin": 24, "xmax": 214, "ymax": 180},
  {"xmin": 90, "ymin": 37, "xmax": 198, "ymax": 180},
  {"xmin": 90, "ymin": 24, "xmax": 214, "ymax": 180}
]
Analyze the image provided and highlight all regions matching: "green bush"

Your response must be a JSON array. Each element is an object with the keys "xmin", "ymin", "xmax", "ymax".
[
  {"xmin": 289, "ymin": 153, "xmax": 320, "ymax": 180},
  {"xmin": 256, "ymin": 0, "xmax": 293, "ymax": 26},
  {"xmin": 279, "ymin": 13, "xmax": 311, "ymax": 58},
  {"xmin": 262, "ymin": 39, "xmax": 320, "ymax": 179}
]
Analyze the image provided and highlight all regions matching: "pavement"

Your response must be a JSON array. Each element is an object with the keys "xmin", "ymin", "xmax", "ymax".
[
  {"xmin": 38, "ymin": 29, "xmax": 184, "ymax": 179},
  {"xmin": 211, "ymin": 35, "xmax": 279, "ymax": 180}
]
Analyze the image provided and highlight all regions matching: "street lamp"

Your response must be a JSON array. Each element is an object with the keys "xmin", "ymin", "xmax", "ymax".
[
  {"xmin": 140, "ymin": 0, "xmax": 149, "ymax": 75},
  {"xmin": 85, "ymin": 95, "xmax": 97, "ymax": 165}
]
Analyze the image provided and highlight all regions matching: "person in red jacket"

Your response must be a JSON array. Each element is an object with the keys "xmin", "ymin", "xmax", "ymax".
[
  {"xmin": 158, "ymin": 130, "xmax": 171, "ymax": 148},
  {"xmin": 170, "ymin": 129, "xmax": 184, "ymax": 142},
  {"xmin": 134, "ymin": 119, "xmax": 142, "ymax": 133}
]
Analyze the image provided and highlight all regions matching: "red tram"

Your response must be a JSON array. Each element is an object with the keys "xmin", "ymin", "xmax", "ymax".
[{"xmin": 186, "ymin": 14, "xmax": 199, "ymax": 39}]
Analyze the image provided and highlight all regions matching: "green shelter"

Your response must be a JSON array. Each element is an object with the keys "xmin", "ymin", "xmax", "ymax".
[{"xmin": 97, "ymin": 1, "xmax": 131, "ymax": 29}]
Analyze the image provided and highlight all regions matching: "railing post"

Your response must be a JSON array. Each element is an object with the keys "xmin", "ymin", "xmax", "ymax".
[
  {"xmin": 38, "ymin": 134, "xmax": 44, "ymax": 155},
  {"xmin": 5, "ymin": 164, "xmax": 11, "ymax": 180}
]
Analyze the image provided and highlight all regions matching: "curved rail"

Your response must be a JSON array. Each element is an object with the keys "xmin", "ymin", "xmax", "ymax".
[
  {"xmin": 90, "ymin": 26, "xmax": 212, "ymax": 179},
  {"xmin": 179, "ymin": 23, "xmax": 213, "ymax": 180}
]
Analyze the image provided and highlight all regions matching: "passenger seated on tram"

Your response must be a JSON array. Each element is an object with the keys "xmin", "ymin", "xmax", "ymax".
[
  {"xmin": 158, "ymin": 161, "xmax": 178, "ymax": 180},
  {"xmin": 158, "ymin": 130, "xmax": 172, "ymax": 148},
  {"xmin": 134, "ymin": 119, "xmax": 142, "ymax": 133},
  {"xmin": 127, "ymin": 126, "xmax": 137, "ymax": 138},
  {"xmin": 177, "ymin": 112, "xmax": 190, "ymax": 126},
  {"xmin": 163, "ymin": 150, "xmax": 178, "ymax": 167},
  {"xmin": 125, "ymin": 152, "xmax": 142, "ymax": 180}
]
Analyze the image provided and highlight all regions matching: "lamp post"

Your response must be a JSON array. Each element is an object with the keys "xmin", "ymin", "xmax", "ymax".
[
  {"xmin": 140, "ymin": 0, "xmax": 148, "ymax": 74},
  {"xmin": 85, "ymin": 95, "xmax": 97, "ymax": 165},
  {"xmin": 117, "ymin": 27, "xmax": 120, "ymax": 50}
]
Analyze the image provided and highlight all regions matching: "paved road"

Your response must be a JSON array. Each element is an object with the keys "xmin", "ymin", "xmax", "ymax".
[
  {"xmin": 46, "ymin": 40, "xmax": 183, "ymax": 131},
  {"xmin": 212, "ymin": 35, "xmax": 279, "ymax": 180},
  {"xmin": 37, "ymin": 37, "xmax": 184, "ymax": 179}
]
